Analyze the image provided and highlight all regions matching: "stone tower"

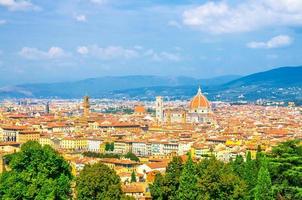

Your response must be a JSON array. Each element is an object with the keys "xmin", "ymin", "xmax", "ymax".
[
  {"xmin": 155, "ymin": 96, "xmax": 164, "ymax": 122},
  {"xmin": 45, "ymin": 101, "xmax": 50, "ymax": 114},
  {"xmin": 83, "ymin": 96, "xmax": 90, "ymax": 118}
]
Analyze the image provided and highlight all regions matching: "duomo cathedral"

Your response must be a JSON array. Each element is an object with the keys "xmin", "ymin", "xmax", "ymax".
[{"xmin": 155, "ymin": 87, "xmax": 213, "ymax": 124}]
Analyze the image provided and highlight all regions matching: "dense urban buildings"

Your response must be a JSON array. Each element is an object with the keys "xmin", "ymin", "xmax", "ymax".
[{"xmin": 0, "ymin": 87, "xmax": 301, "ymax": 199}]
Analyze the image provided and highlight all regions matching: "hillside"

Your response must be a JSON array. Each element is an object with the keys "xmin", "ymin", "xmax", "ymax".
[
  {"xmin": 0, "ymin": 66, "xmax": 301, "ymax": 102},
  {"xmin": 110, "ymin": 66, "xmax": 302, "ymax": 102},
  {"xmin": 0, "ymin": 75, "xmax": 240, "ymax": 98}
]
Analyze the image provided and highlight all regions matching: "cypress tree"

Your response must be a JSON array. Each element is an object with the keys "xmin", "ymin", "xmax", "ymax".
[
  {"xmin": 177, "ymin": 154, "xmax": 197, "ymax": 200},
  {"xmin": 131, "ymin": 170, "xmax": 136, "ymax": 182},
  {"xmin": 165, "ymin": 156, "xmax": 183, "ymax": 200},
  {"xmin": 254, "ymin": 165, "xmax": 273, "ymax": 200}
]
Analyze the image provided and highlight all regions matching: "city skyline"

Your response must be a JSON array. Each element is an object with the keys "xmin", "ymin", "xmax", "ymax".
[{"xmin": 1, "ymin": 0, "xmax": 302, "ymax": 86}]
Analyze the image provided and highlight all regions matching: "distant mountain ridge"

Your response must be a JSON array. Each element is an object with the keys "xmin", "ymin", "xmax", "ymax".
[
  {"xmin": 109, "ymin": 66, "xmax": 302, "ymax": 102},
  {"xmin": 0, "ymin": 66, "xmax": 301, "ymax": 102},
  {"xmin": 0, "ymin": 75, "xmax": 240, "ymax": 98},
  {"xmin": 224, "ymin": 66, "xmax": 302, "ymax": 88}
]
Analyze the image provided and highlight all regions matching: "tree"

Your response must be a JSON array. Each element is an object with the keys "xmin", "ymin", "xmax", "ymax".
[
  {"xmin": 244, "ymin": 151, "xmax": 258, "ymax": 196},
  {"xmin": 177, "ymin": 154, "xmax": 198, "ymax": 200},
  {"xmin": 105, "ymin": 142, "xmax": 114, "ymax": 151},
  {"xmin": 131, "ymin": 170, "xmax": 136, "ymax": 183},
  {"xmin": 125, "ymin": 152, "xmax": 139, "ymax": 162},
  {"xmin": 0, "ymin": 141, "xmax": 72, "ymax": 199},
  {"xmin": 255, "ymin": 159, "xmax": 273, "ymax": 200},
  {"xmin": 231, "ymin": 155, "xmax": 245, "ymax": 177},
  {"xmin": 164, "ymin": 156, "xmax": 183, "ymax": 200},
  {"xmin": 76, "ymin": 162, "xmax": 124, "ymax": 200},
  {"xmin": 150, "ymin": 173, "xmax": 165, "ymax": 200},
  {"xmin": 150, "ymin": 156, "xmax": 183, "ymax": 200},
  {"xmin": 196, "ymin": 157, "xmax": 247, "ymax": 200},
  {"xmin": 268, "ymin": 140, "xmax": 302, "ymax": 199}
]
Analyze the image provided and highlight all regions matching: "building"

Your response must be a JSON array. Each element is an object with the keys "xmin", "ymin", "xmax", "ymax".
[
  {"xmin": 83, "ymin": 96, "xmax": 90, "ymax": 118},
  {"xmin": 17, "ymin": 130, "xmax": 40, "ymax": 144},
  {"xmin": 45, "ymin": 102, "xmax": 50, "ymax": 114},
  {"xmin": 187, "ymin": 86, "xmax": 212, "ymax": 123},
  {"xmin": 134, "ymin": 105, "xmax": 146, "ymax": 116},
  {"xmin": 0, "ymin": 126, "xmax": 27, "ymax": 142},
  {"xmin": 155, "ymin": 87, "xmax": 213, "ymax": 124},
  {"xmin": 155, "ymin": 96, "xmax": 164, "ymax": 123},
  {"xmin": 132, "ymin": 141, "xmax": 149, "ymax": 156},
  {"xmin": 87, "ymin": 139, "xmax": 103, "ymax": 152}
]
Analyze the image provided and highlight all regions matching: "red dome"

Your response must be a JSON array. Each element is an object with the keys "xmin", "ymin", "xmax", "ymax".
[{"xmin": 189, "ymin": 87, "xmax": 210, "ymax": 110}]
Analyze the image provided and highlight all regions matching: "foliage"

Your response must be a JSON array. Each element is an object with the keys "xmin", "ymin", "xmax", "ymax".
[
  {"xmin": 268, "ymin": 140, "xmax": 302, "ymax": 199},
  {"xmin": 255, "ymin": 158, "xmax": 273, "ymax": 200},
  {"xmin": 131, "ymin": 171, "xmax": 136, "ymax": 183},
  {"xmin": 177, "ymin": 154, "xmax": 198, "ymax": 200},
  {"xmin": 150, "ymin": 173, "xmax": 165, "ymax": 200},
  {"xmin": 164, "ymin": 156, "xmax": 183, "ymax": 200},
  {"xmin": 196, "ymin": 157, "xmax": 247, "ymax": 200},
  {"xmin": 83, "ymin": 151, "xmax": 120, "ymax": 159},
  {"xmin": 76, "ymin": 162, "xmax": 124, "ymax": 200},
  {"xmin": 0, "ymin": 141, "xmax": 72, "ymax": 200},
  {"xmin": 105, "ymin": 142, "xmax": 115, "ymax": 151},
  {"xmin": 125, "ymin": 152, "xmax": 140, "ymax": 162},
  {"xmin": 103, "ymin": 107, "xmax": 133, "ymax": 114},
  {"xmin": 150, "ymin": 156, "xmax": 183, "ymax": 200}
]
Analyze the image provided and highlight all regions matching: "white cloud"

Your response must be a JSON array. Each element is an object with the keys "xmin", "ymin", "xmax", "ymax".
[
  {"xmin": 0, "ymin": 0, "xmax": 40, "ymax": 11},
  {"xmin": 19, "ymin": 47, "xmax": 68, "ymax": 60},
  {"xmin": 77, "ymin": 45, "xmax": 139, "ymax": 60},
  {"xmin": 77, "ymin": 45, "xmax": 182, "ymax": 62},
  {"xmin": 168, "ymin": 20, "xmax": 182, "ymax": 29},
  {"xmin": 182, "ymin": 0, "xmax": 302, "ymax": 33},
  {"xmin": 77, "ymin": 46, "xmax": 89, "ymax": 55},
  {"xmin": 75, "ymin": 14, "xmax": 86, "ymax": 22},
  {"xmin": 0, "ymin": 19, "xmax": 6, "ymax": 25},
  {"xmin": 247, "ymin": 35, "xmax": 293, "ymax": 49},
  {"xmin": 89, "ymin": 0, "xmax": 107, "ymax": 5},
  {"xmin": 144, "ymin": 49, "xmax": 181, "ymax": 62}
]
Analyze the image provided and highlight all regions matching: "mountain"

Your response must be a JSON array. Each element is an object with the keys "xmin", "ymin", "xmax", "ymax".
[
  {"xmin": 109, "ymin": 66, "xmax": 302, "ymax": 102},
  {"xmin": 224, "ymin": 66, "xmax": 302, "ymax": 88},
  {"xmin": 216, "ymin": 66, "xmax": 302, "ymax": 102},
  {"xmin": 0, "ymin": 66, "xmax": 301, "ymax": 102},
  {"xmin": 0, "ymin": 75, "xmax": 240, "ymax": 99}
]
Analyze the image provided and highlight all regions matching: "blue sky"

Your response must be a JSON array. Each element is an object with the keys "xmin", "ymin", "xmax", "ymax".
[{"xmin": 0, "ymin": 0, "xmax": 302, "ymax": 86}]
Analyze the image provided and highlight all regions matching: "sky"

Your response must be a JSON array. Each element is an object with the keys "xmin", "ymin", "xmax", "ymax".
[{"xmin": 0, "ymin": 0, "xmax": 302, "ymax": 86}]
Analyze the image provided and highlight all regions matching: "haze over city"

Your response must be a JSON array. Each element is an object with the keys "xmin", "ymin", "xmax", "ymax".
[{"xmin": 1, "ymin": 0, "xmax": 302, "ymax": 86}]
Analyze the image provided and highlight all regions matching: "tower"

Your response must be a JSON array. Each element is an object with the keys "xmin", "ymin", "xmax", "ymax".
[
  {"xmin": 45, "ymin": 101, "xmax": 50, "ymax": 114},
  {"xmin": 83, "ymin": 96, "xmax": 90, "ymax": 118},
  {"xmin": 155, "ymin": 96, "xmax": 164, "ymax": 122}
]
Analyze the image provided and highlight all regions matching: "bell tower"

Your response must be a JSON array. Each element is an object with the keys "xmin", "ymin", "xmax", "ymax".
[
  {"xmin": 155, "ymin": 96, "xmax": 164, "ymax": 123},
  {"xmin": 83, "ymin": 96, "xmax": 90, "ymax": 118}
]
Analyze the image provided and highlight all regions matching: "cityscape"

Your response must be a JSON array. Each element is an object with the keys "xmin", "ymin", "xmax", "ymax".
[{"xmin": 0, "ymin": 0, "xmax": 302, "ymax": 200}]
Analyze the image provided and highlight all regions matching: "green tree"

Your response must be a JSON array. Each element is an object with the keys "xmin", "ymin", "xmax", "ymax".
[
  {"xmin": 76, "ymin": 162, "xmax": 124, "ymax": 200},
  {"xmin": 164, "ymin": 156, "xmax": 183, "ymax": 200},
  {"xmin": 177, "ymin": 154, "xmax": 198, "ymax": 200},
  {"xmin": 125, "ymin": 152, "xmax": 140, "ymax": 162},
  {"xmin": 268, "ymin": 140, "xmax": 302, "ymax": 199},
  {"xmin": 196, "ymin": 157, "xmax": 247, "ymax": 200},
  {"xmin": 150, "ymin": 156, "xmax": 183, "ymax": 200},
  {"xmin": 231, "ymin": 155, "xmax": 245, "ymax": 177},
  {"xmin": 105, "ymin": 142, "xmax": 114, "ymax": 151},
  {"xmin": 131, "ymin": 170, "xmax": 136, "ymax": 183},
  {"xmin": 255, "ymin": 158, "xmax": 273, "ymax": 200},
  {"xmin": 244, "ymin": 151, "xmax": 258, "ymax": 196},
  {"xmin": 150, "ymin": 173, "xmax": 165, "ymax": 200},
  {"xmin": 0, "ymin": 141, "xmax": 72, "ymax": 199}
]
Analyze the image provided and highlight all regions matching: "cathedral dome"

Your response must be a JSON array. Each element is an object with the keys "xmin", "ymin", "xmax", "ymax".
[{"xmin": 189, "ymin": 87, "xmax": 210, "ymax": 110}]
